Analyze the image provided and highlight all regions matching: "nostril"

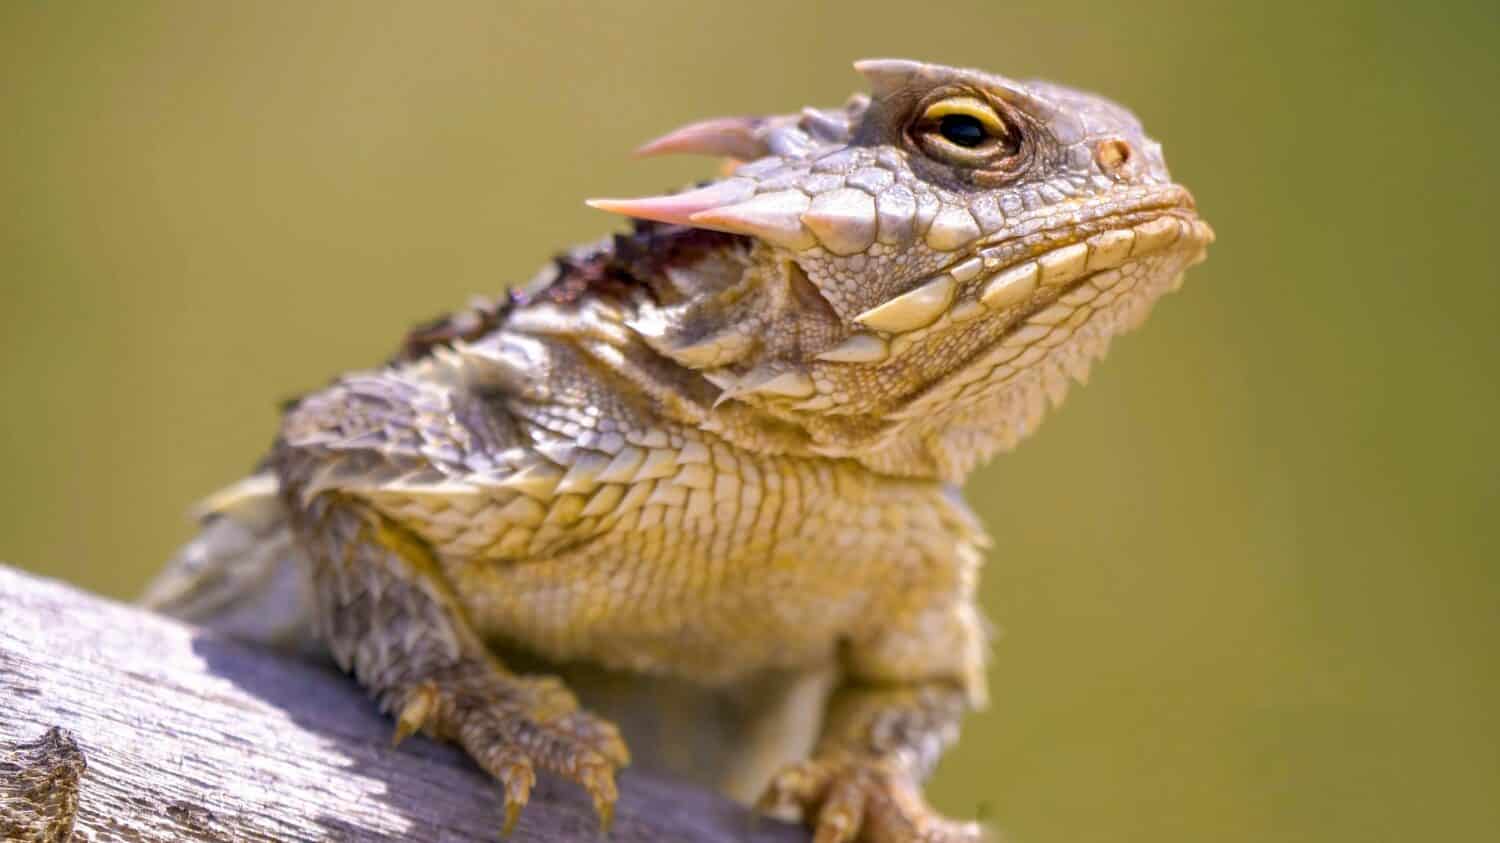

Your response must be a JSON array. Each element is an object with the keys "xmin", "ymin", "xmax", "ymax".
[{"xmin": 1095, "ymin": 138, "xmax": 1132, "ymax": 174}]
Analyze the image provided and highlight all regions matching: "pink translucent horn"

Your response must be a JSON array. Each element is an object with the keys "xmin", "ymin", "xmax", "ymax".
[
  {"xmin": 586, "ymin": 179, "xmax": 756, "ymax": 228},
  {"xmin": 633, "ymin": 116, "xmax": 769, "ymax": 161}
]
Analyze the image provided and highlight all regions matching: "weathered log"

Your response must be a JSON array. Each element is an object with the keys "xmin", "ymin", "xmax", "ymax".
[{"xmin": 0, "ymin": 565, "xmax": 807, "ymax": 842}]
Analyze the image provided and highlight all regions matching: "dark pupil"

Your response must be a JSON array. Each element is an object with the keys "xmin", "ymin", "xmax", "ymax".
[{"xmin": 939, "ymin": 114, "xmax": 987, "ymax": 148}]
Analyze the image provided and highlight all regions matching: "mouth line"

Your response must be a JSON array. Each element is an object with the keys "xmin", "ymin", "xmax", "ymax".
[
  {"xmin": 870, "ymin": 205, "xmax": 1212, "ymax": 422},
  {"xmin": 824, "ymin": 199, "xmax": 1214, "ymax": 424},
  {"xmin": 848, "ymin": 199, "xmax": 1211, "ymax": 340},
  {"xmin": 968, "ymin": 206, "xmax": 1210, "ymax": 308},
  {"xmin": 964, "ymin": 195, "xmax": 1201, "ymax": 272}
]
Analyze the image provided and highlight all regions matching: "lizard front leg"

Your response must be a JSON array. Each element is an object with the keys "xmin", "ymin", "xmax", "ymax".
[
  {"xmin": 275, "ymin": 372, "xmax": 629, "ymax": 836},
  {"xmin": 761, "ymin": 557, "xmax": 990, "ymax": 843},
  {"xmin": 762, "ymin": 683, "xmax": 981, "ymax": 843},
  {"xmin": 286, "ymin": 491, "xmax": 629, "ymax": 834}
]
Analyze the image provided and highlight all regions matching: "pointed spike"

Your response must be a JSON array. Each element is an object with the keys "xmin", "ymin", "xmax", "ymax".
[
  {"xmin": 981, "ymin": 262, "xmax": 1040, "ymax": 310},
  {"xmin": 596, "ymin": 447, "xmax": 645, "ymax": 484},
  {"xmin": 802, "ymin": 188, "xmax": 877, "ymax": 256},
  {"xmin": 708, "ymin": 367, "xmax": 766, "ymax": 407},
  {"xmin": 633, "ymin": 448, "xmax": 679, "ymax": 482},
  {"xmin": 816, "ymin": 333, "xmax": 890, "ymax": 363},
  {"xmin": 634, "ymin": 116, "xmax": 768, "ymax": 160},
  {"xmin": 580, "ymin": 483, "xmax": 625, "ymax": 517},
  {"xmin": 192, "ymin": 472, "xmax": 279, "ymax": 520},
  {"xmin": 854, "ymin": 274, "xmax": 956, "ymax": 333},
  {"xmin": 792, "ymin": 394, "xmax": 837, "ymax": 411},
  {"xmin": 664, "ymin": 326, "xmax": 755, "ymax": 368},
  {"xmin": 1064, "ymin": 349, "xmax": 1093, "ymax": 384},
  {"xmin": 300, "ymin": 460, "xmax": 351, "ymax": 505},
  {"xmin": 497, "ymin": 495, "xmax": 547, "ymax": 527},
  {"xmin": 676, "ymin": 440, "xmax": 711, "ymax": 464},
  {"xmin": 711, "ymin": 385, "xmax": 741, "ymax": 409},
  {"xmin": 689, "ymin": 190, "xmax": 815, "ymax": 250},
  {"xmin": 496, "ymin": 463, "xmax": 562, "ymax": 499},
  {"xmin": 745, "ymin": 369, "xmax": 816, "ymax": 399},
  {"xmin": 853, "ymin": 58, "xmax": 927, "ymax": 99},
  {"xmin": 554, "ymin": 453, "xmax": 609, "ymax": 496},
  {"xmin": 800, "ymin": 107, "xmax": 850, "ymax": 141},
  {"xmin": 1043, "ymin": 368, "xmax": 1070, "ymax": 407},
  {"xmin": 1038, "ymin": 242, "xmax": 1090, "ymax": 286},
  {"xmin": 709, "ymin": 368, "xmax": 762, "ymax": 408},
  {"xmin": 586, "ymin": 178, "xmax": 755, "ymax": 227},
  {"xmin": 701, "ymin": 369, "xmax": 739, "ymax": 390},
  {"xmin": 1131, "ymin": 216, "xmax": 1182, "ymax": 255}
]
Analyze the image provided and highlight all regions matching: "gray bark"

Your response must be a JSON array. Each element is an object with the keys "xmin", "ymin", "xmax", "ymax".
[{"xmin": 0, "ymin": 565, "xmax": 807, "ymax": 842}]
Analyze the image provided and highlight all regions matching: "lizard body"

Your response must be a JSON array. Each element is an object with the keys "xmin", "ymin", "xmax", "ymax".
[{"xmin": 147, "ymin": 59, "xmax": 1212, "ymax": 841}]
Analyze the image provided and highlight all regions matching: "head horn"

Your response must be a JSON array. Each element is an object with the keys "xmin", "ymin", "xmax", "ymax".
[
  {"xmin": 853, "ymin": 58, "xmax": 927, "ymax": 99},
  {"xmin": 634, "ymin": 116, "xmax": 770, "ymax": 161},
  {"xmin": 586, "ymin": 179, "xmax": 756, "ymax": 227}
]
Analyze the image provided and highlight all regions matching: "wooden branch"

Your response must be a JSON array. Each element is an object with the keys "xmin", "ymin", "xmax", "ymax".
[{"xmin": 0, "ymin": 565, "xmax": 808, "ymax": 842}]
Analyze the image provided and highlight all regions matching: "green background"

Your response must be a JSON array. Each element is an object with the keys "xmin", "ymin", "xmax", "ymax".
[{"xmin": 3, "ymin": 2, "xmax": 1496, "ymax": 840}]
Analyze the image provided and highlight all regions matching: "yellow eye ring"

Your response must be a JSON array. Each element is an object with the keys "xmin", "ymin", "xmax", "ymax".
[
  {"xmin": 919, "ymin": 96, "xmax": 1011, "ymax": 140},
  {"xmin": 906, "ymin": 89, "xmax": 1029, "ymax": 183}
]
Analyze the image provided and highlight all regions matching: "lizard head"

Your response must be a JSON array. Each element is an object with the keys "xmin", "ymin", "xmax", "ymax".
[{"xmin": 590, "ymin": 59, "xmax": 1213, "ymax": 480}]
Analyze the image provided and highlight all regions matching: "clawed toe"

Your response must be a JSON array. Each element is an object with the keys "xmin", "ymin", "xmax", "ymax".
[
  {"xmin": 761, "ymin": 757, "xmax": 986, "ymax": 843},
  {"xmin": 391, "ymin": 680, "xmax": 439, "ymax": 747},
  {"xmin": 576, "ymin": 757, "xmax": 619, "ymax": 833},
  {"xmin": 388, "ymin": 675, "xmax": 628, "ymax": 836},
  {"xmin": 492, "ymin": 746, "xmax": 535, "ymax": 837}
]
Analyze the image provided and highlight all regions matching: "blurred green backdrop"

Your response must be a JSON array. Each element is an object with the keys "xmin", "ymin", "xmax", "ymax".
[{"xmin": 2, "ymin": 2, "xmax": 1497, "ymax": 841}]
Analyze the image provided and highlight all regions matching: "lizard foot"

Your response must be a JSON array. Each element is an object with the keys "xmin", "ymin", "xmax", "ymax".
[
  {"xmin": 390, "ymin": 671, "xmax": 630, "ymax": 836},
  {"xmin": 759, "ymin": 755, "xmax": 986, "ymax": 843}
]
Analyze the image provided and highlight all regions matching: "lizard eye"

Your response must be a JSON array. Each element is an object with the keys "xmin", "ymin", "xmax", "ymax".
[
  {"xmin": 912, "ymin": 95, "xmax": 1021, "ymax": 168},
  {"xmin": 939, "ymin": 114, "xmax": 987, "ymax": 147}
]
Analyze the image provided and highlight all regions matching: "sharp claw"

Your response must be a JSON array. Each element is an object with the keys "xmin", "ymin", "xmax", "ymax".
[
  {"xmin": 391, "ymin": 682, "xmax": 438, "ymax": 747},
  {"xmin": 598, "ymin": 797, "xmax": 615, "ymax": 836},
  {"xmin": 390, "ymin": 719, "xmax": 418, "ymax": 748},
  {"xmin": 579, "ymin": 762, "xmax": 619, "ymax": 835},
  {"xmin": 498, "ymin": 756, "xmax": 535, "ymax": 838},
  {"xmin": 501, "ymin": 799, "xmax": 522, "ymax": 838},
  {"xmin": 814, "ymin": 779, "xmax": 866, "ymax": 843},
  {"xmin": 408, "ymin": 672, "xmax": 630, "ymax": 837}
]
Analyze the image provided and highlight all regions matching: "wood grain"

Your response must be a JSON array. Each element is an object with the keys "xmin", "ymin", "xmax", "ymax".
[{"xmin": 0, "ymin": 565, "xmax": 808, "ymax": 842}]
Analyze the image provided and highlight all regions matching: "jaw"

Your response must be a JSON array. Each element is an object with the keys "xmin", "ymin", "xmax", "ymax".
[
  {"xmin": 797, "ymin": 194, "xmax": 1214, "ymax": 479},
  {"xmin": 803, "ymin": 187, "xmax": 1210, "ymax": 398}
]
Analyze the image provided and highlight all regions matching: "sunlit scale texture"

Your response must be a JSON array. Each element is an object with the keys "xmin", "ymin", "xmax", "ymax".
[
  {"xmin": 133, "ymin": 58, "xmax": 1216, "ymax": 841},
  {"xmin": 8, "ymin": 4, "xmax": 1499, "ymax": 843}
]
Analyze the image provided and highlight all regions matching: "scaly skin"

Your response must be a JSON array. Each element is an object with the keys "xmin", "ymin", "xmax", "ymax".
[{"xmin": 149, "ymin": 59, "xmax": 1212, "ymax": 841}]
